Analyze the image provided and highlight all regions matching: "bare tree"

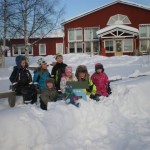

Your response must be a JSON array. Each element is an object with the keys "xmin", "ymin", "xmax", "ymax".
[{"xmin": 11, "ymin": 0, "xmax": 64, "ymax": 61}]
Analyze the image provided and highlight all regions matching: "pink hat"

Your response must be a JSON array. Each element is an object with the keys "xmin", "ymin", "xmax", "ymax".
[{"xmin": 65, "ymin": 66, "xmax": 72, "ymax": 73}]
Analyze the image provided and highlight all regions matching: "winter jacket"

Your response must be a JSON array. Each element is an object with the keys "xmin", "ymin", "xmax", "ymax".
[
  {"xmin": 9, "ymin": 55, "xmax": 32, "ymax": 87},
  {"xmin": 51, "ymin": 62, "xmax": 67, "ymax": 90},
  {"xmin": 91, "ymin": 72, "xmax": 109, "ymax": 96},
  {"xmin": 60, "ymin": 74, "xmax": 77, "ymax": 93},
  {"xmin": 33, "ymin": 69, "xmax": 51, "ymax": 90},
  {"xmin": 40, "ymin": 88, "xmax": 59, "ymax": 105},
  {"xmin": 77, "ymin": 78, "xmax": 96, "ymax": 96}
]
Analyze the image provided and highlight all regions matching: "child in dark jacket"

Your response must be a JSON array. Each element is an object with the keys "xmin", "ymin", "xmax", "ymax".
[
  {"xmin": 51, "ymin": 53, "xmax": 67, "ymax": 91},
  {"xmin": 91, "ymin": 63, "xmax": 111, "ymax": 98},
  {"xmin": 40, "ymin": 78, "xmax": 59, "ymax": 110},
  {"xmin": 9, "ymin": 55, "xmax": 37, "ymax": 104},
  {"xmin": 33, "ymin": 58, "xmax": 51, "ymax": 91}
]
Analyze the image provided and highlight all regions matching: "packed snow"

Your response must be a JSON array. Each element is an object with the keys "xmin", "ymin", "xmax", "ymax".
[{"xmin": 0, "ymin": 54, "xmax": 150, "ymax": 150}]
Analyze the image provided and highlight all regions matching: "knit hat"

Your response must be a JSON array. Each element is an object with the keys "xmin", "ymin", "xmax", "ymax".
[
  {"xmin": 37, "ymin": 58, "xmax": 47, "ymax": 66},
  {"xmin": 65, "ymin": 66, "xmax": 72, "ymax": 73},
  {"xmin": 95, "ymin": 63, "xmax": 104, "ymax": 72},
  {"xmin": 46, "ymin": 78, "xmax": 55, "ymax": 86},
  {"xmin": 76, "ymin": 65, "xmax": 88, "ymax": 73},
  {"xmin": 55, "ymin": 53, "xmax": 63, "ymax": 59}
]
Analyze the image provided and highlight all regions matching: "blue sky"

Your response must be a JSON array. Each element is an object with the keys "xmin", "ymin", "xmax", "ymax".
[{"xmin": 60, "ymin": 0, "xmax": 150, "ymax": 20}]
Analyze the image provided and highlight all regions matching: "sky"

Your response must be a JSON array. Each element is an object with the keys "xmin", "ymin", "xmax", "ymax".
[
  {"xmin": 60, "ymin": 0, "xmax": 150, "ymax": 21},
  {"xmin": 0, "ymin": 54, "xmax": 150, "ymax": 149}
]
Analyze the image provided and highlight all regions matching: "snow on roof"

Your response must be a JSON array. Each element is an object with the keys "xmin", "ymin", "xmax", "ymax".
[
  {"xmin": 97, "ymin": 24, "xmax": 139, "ymax": 36},
  {"xmin": 61, "ymin": 0, "xmax": 150, "ymax": 25},
  {"xmin": 12, "ymin": 29, "xmax": 64, "ymax": 39}
]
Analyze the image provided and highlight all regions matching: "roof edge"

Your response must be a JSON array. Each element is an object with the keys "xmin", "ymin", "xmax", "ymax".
[{"xmin": 61, "ymin": 0, "xmax": 150, "ymax": 25}]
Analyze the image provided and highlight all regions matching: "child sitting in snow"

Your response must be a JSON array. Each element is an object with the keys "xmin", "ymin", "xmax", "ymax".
[
  {"xmin": 75, "ymin": 65, "xmax": 100, "ymax": 101},
  {"xmin": 9, "ymin": 55, "xmax": 37, "ymax": 104},
  {"xmin": 91, "ymin": 63, "xmax": 112, "ymax": 99},
  {"xmin": 40, "ymin": 78, "xmax": 59, "ymax": 110},
  {"xmin": 60, "ymin": 66, "xmax": 77, "ymax": 93}
]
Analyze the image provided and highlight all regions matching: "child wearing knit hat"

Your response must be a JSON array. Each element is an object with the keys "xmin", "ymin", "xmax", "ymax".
[
  {"xmin": 60, "ymin": 66, "xmax": 77, "ymax": 93},
  {"xmin": 91, "ymin": 63, "xmax": 111, "ymax": 100}
]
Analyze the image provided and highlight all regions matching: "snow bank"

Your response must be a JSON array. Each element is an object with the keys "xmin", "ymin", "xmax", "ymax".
[{"xmin": 0, "ymin": 78, "xmax": 150, "ymax": 150}]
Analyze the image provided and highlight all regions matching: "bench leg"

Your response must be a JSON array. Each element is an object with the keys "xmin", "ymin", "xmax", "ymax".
[{"xmin": 8, "ymin": 94, "xmax": 16, "ymax": 107}]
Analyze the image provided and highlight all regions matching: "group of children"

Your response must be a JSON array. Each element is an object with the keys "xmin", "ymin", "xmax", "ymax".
[{"xmin": 9, "ymin": 53, "xmax": 111, "ymax": 110}]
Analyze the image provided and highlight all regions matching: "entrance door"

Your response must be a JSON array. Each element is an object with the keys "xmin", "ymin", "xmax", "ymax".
[{"xmin": 115, "ymin": 40, "xmax": 123, "ymax": 56}]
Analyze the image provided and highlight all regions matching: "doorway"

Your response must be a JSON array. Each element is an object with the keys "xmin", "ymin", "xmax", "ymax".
[{"xmin": 115, "ymin": 40, "xmax": 123, "ymax": 56}]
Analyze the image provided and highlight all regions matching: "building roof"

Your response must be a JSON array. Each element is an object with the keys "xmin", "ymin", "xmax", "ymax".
[
  {"xmin": 61, "ymin": 0, "xmax": 150, "ymax": 25},
  {"xmin": 12, "ymin": 29, "xmax": 64, "ymax": 39},
  {"xmin": 97, "ymin": 24, "xmax": 139, "ymax": 37}
]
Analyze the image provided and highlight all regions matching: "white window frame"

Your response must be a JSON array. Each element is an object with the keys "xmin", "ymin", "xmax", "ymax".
[
  {"xmin": 104, "ymin": 40, "xmax": 114, "ymax": 53},
  {"xmin": 68, "ymin": 28, "xmax": 83, "ymax": 42},
  {"xmin": 39, "ymin": 44, "xmax": 46, "ymax": 55},
  {"xmin": 12, "ymin": 44, "xmax": 33, "ymax": 56},
  {"xmin": 123, "ymin": 39, "xmax": 133, "ymax": 52},
  {"xmin": 56, "ymin": 43, "xmax": 63, "ymax": 54},
  {"xmin": 139, "ymin": 24, "xmax": 150, "ymax": 38}
]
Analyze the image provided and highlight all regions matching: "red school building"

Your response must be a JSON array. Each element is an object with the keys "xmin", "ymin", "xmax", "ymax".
[
  {"xmin": 10, "ymin": 0, "xmax": 150, "ymax": 56},
  {"xmin": 62, "ymin": 0, "xmax": 150, "ymax": 56}
]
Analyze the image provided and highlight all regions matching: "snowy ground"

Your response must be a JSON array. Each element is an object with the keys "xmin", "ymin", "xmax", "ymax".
[{"xmin": 0, "ymin": 54, "xmax": 150, "ymax": 150}]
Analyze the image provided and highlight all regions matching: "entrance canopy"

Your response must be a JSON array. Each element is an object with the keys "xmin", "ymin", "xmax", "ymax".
[{"xmin": 97, "ymin": 25, "xmax": 139, "ymax": 38}]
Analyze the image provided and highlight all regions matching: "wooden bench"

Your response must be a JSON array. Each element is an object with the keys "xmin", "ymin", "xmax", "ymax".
[
  {"xmin": 0, "ymin": 85, "xmax": 41, "ymax": 108},
  {"xmin": 0, "ymin": 91, "xmax": 16, "ymax": 107}
]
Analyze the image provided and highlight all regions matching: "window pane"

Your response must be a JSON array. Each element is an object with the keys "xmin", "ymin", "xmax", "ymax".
[
  {"xmin": 69, "ymin": 43, "xmax": 75, "ymax": 53},
  {"xmin": 84, "ymin": 29, "xmax": 91, "ymax": 41},
  {"xmin": 77, "ymin": 42, "xmax": 82, "ymax": 53},
  {"xmin": 14, "ymin": 47, "xmax": 19, "ymax": 54},
  {"xmin": 148, "ymin": 26, "xmax": 150, "ymax": 37},
  {"xmin": 93, "ymin": 28, "xmax": 98, "ymax": 40},
  {"xmin": 76, "ymin": 29, "xmax": 82, "ymax": 40},
  {"xmin": 124, "ymin": 39, "xmax": 133, "ymax": 51},
  {"xmin": 21, "ymin": 48, "xmax": 25, "ymax": 54},
  {"xmin": 141, "ymin": 40, "xmax": 147, "ymax": 51},
  {"xmin": 39, "ymin": 44, "xmax": 46, "ymax": 54},
  {"xmin": 105, "ymin": 40, "xmax": 113, "ymax": 51},
  {"xmin": 140, "ymin": 26, "xmax": 147, "ymax": 37},
  {"xmin": 85, "ymin": 42, "xmax": 91, "ymax": 52},
  {"xmin": 69, "ymin": 30, "xmax": 74, "ymax": 41},
  {"xmin": 93, "ymin": 41, "xmax": 99, "ymax": 53}
]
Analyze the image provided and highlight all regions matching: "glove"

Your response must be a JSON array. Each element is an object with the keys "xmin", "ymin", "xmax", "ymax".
[
  {"xmin": 90, "ymin": 94, "xmax": 100, "ymax": 102},
  {"xmin": 12, "ymin": 82, "xmax": 18, "ymax": 91}
]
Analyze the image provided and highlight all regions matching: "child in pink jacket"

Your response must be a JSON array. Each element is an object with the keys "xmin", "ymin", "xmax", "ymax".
[{"xmin": 91, "ymin": 63, "xmax": 111, "ymax": 97}]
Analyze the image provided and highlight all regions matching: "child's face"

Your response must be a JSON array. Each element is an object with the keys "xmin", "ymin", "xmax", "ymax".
[
  {"xmin": 66, "ymin": 72, "xmax": 72, "ymax": 78},
  {"xmin": 47, "ymin": 82, "xmax": 53, "ymax": 89},
  {"xmin": 56, "ymin": 56, "xmax": 63, "ymax": 63},
  {"xmin": 41, "ymin": 64, "xmax": 47, "ymax": 70},
  {"xmin": 97, "ymin": 69, "xmax": 102, "ymax": 74},
  {"xmin": 79, "ymin": 72, "xmax": 86, "ymax": 79},
  {"xmin": 21, "ymin": 60, "xmax": 26, "ymax": 68}
]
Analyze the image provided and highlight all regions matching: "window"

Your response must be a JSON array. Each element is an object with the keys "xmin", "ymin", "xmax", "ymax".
[
  {"xmin": 93, "ymin": 41, "xmax": 99, "ymax": 53},
  {"xmin": 105, "ymin": 40, "xmax": 114, "ymax": 52},
  {"xmin": 139, "ymin": 24, "xmax": 150, "ymax": 38},
  {"xmin": 69, "ymin": 43, "xmax": 75, "ymax": 53},
  {"xmin": 107, "ymin": 14, "xmax": 131, "ymax": 25},
  {"xmin": 68, "ymin": 30, "xmax": 75, "ymax": 41},
  {"xmin": 39, "ymin": 44, "xmax": 46, "ymax": 55},
  {"xmin": 85, "ymin": 42, "xmax": 91, "ymax": 53},
  {"xmin": 68, "ymin": 28, "xmax": 82, "ymax": 41},
  {"xmin": 56, "ymin": 43, "xmax": 63, "ymax": 54},
  {"xmin": 124, "ymin": 39, "xmax": 133, "ymax": 52},
  {"xmin": 77, "ymin": 42, "xmax": 82, "ymax": 53},
  {"xmin": 12, "ymin": 44, "xmax": 33, "ymax": 56},
  {"xmin": 84, "ymin": 28, "xmax": 99, "ymax": 41},
  {"xmin": 140, "ymin": 39, "xmax": 150, "ymax": 51}
]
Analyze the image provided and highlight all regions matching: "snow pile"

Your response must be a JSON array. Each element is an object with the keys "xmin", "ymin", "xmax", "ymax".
[{"xmin": 0, "ymin": 54, "xmax": 150, "ymax": 150}]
